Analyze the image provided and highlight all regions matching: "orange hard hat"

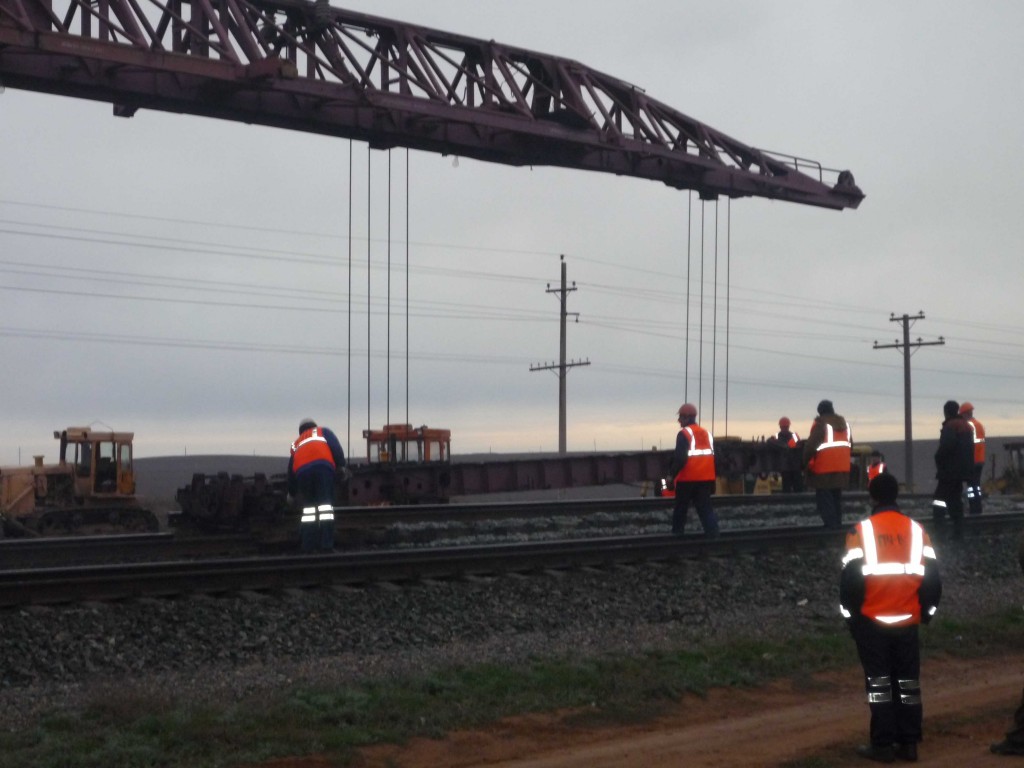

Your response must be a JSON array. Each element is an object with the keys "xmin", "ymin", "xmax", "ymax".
[
  {"xmin": 779, "ymin": 417, "xmax": 791, "ymax": 428},
  {"xmin": 677, "ymin": 403, "xmax": 698, "ymax": 418},
  {"xmin": 959, "ymin": 402, "xmax": 974, "ymax": 415}
]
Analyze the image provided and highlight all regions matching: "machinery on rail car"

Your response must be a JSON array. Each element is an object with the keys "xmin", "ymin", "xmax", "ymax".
[
  {"xmin": 0, "ymin": 427, "xmax": 158, "ymax": 538},
  {"xmin": 173, "ymin": 424, "xmax": 454, "ymax": 533},
  {"xmin": 1, "ymin": 424, "xmax": 874, "ymax": 539},
  {"xmin": 171, "ymin": 426, "xmax": 874, "ymax": 535}
]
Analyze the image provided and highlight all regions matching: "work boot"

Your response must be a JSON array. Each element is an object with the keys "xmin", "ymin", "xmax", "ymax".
[
  {"xmin": 856, "ymin": 744, "xmax": 895, "ymax": 763},
  {"xmin": 991, "ymin": 739, "xmax": 1024, "ymax": 755},
  {"xmin": 894, "ymin": 742, "xmax": 918, "ymax": 762}
]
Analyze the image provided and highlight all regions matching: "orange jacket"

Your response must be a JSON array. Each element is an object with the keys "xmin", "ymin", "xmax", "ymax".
[
  {"xmin": 967, "ymin": 417, "xmax": 986, "ymax": 464},
  {"xmin": 674, "ymin": 424, "xmax": 716, "ymax": 483},
  {"xmin": 290, "ymin": 427, "xmax": 338, "ymax": 473},
  {"xmin": 806, "ymin": 418, "xmax": 851, "ymax": 475},
  {"xmin": 840, "ymin": 509, "xmax": 940, "ymax": 627},
  {"xmin": 867, "ymin": 462, "xmax": 886, "ymax": 482}
]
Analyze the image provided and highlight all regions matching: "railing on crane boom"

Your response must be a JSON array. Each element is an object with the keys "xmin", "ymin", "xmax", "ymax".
[{"xmin": 0, "ymin": 0, "xmax": 863, "ymax": 209}]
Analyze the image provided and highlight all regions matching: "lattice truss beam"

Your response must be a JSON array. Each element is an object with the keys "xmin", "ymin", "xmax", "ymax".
[{"xmin": 0, "ymin": 0, "xmax": 863, "ymax": 209}]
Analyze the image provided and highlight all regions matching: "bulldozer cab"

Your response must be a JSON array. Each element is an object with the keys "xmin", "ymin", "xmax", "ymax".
[{"xmin": 57, "ymin": 427, "xmax": 136, "ymax": 499}]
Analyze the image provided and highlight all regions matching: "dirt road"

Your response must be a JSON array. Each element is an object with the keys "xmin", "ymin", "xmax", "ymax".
[{"xmin": 334, "ymin": 653, "xmax": 1024, "ymax": 768}]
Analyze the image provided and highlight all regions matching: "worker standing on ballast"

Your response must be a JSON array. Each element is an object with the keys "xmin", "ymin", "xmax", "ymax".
[
  {"xmin": 840, "ymin": 472, "xmax": 942, "ymax": 763},
  {"xmin": 932, "ymin": 400, "xmax": 974, "ymax": 541},
  {"xmin": 770, "ymin": 416, "xmax": 803, "ymax": 493},
  {"xmin": 960, "ymin": 401, "xmax": 986, "ymax": 515},
  {"xmin": 668, "ymin": 403, "xmax": 719, "ymax": 539},
  {"xmin": 803, "ymin": 399, "xmax": 852, "ymax": 529},
  {"xmin": 288, "ymin": 418, "xmax": 346, "ymax": 553}
]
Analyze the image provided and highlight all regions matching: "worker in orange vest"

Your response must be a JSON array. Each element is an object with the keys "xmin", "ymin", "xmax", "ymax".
[
  {"xmin": 668, "ymin": 403, "xmax": 719, "ymax": 538},
  {"xmin": 775, "ymin": 416, "xmax": 800, "ymax": 448},
  {"xmin": 932, "ymin": 400, "xmax": 975, "ymax": 541},
  {"xmin": 960, "ymin": 402, "xmax": 986, "ymax": 515},
  {"xmin": 288, "ymin": 418, "xmax": 346, "ymax": 553},
  {"xmin": 770, "ymin": 417, "xmax": 803, "ymax": 493},
  {"xmin": 802, "ymin": 399, "xmax": 852, "ymax": 529},
  {"xmin": 867, "ymin": 451, "xmax": 887, "ymax": 483},
  {"xmin": 840, "ymin": 472, "xmax": 942, "ymax": 763}
]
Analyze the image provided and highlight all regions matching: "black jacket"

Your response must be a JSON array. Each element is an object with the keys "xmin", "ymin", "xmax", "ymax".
[{"xmin": 935, "ymin": 416, "xmax": 975, "ymax": 482}]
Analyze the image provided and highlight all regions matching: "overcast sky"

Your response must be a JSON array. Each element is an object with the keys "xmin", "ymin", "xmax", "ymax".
[{"xmin": 2, "ymin": 1, "xmax": 1023, "ymax": 464}]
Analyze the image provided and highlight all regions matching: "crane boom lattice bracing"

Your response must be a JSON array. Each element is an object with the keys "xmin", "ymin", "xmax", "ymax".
[{"xmin": 0, "ymin": 0, "xmax": 863, "ymax": 209}]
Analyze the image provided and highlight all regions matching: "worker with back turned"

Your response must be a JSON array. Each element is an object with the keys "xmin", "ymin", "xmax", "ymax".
[
  {"xmin": 802, "ymin": 399, "xmax": 852, "ymax": 529},
  {"xmin": 840, "ymin": 472, "xmax": 942, "ymax": 763},
  {"xmin": 932, "ymin": 400, "xmax": 974, "ymax": 541},
  {"xmin": 288, "ymin": 418, "xmax": 346, "ymax": 553}
]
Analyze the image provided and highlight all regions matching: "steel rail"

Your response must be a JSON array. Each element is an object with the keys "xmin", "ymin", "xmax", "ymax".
[
  {"xmin": 0, "ymin": 531, "xmax": 256, "ymax": 569},
  {"xmin": 336, "ymin": 492, "xmax": 882, "ymax": 528},
  {"xmin": 2, "ymin": 513, "xmax": 1022, "ymax": 608}
]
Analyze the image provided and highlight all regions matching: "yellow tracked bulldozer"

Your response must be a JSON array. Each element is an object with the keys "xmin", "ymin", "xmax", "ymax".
[{"xmin": 0, "ymin": 426, "xmax": 158, "ymax": 537}]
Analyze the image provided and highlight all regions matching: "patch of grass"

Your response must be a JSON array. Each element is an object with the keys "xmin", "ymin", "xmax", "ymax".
[{"xmin": 3, "ymin": 609, "xmax": 1024, "ymax": 768}]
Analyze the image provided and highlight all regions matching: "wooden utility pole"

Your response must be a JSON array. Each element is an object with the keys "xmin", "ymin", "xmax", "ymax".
[
  {"xmin": 873, "ymin": 312, "xmax": 944, "ymax": 492},
  {"xmin": 530, "ymin": 255, "xmax": 590, "ymax": 454}
]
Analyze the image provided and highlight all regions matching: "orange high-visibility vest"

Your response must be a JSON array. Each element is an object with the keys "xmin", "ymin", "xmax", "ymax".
[
  {"xmin": 290, "ymin": 427, "xmax": 336, "ymax": 472},
  {"xmin": 967, "ymin": 418, "xmax": 986, "ymax": 464},
  {"xmin": 867, "ymin": 462, "xmax": 887, "ymax": 482},
  {"xmin": 842, "ymin": 511, "xmax": 935, "ymax": 627},
  {"xmin": 674, "ymin": 424, "xmax": 716, "ymax": 483},
  {"xmin": 808, "ymin": 420, "xmax": 851, "ymax": 475}
]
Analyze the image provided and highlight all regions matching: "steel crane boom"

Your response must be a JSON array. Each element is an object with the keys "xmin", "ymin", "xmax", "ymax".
[{"xmin": 0, "ymin": 0, "xmax": 863, "ymax": 209}]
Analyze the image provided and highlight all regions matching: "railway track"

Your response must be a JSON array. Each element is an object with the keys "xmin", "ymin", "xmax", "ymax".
[
  {"xmin": 0, "ymin": 490, "xmax": 905, "ymax": 566},
  {"xmin": 0, "ymin": 531, "xmax": 260, "ymax": 569},
  {"xmin": 2, "ymin": 508, "xmax": 1023, "ymax": 608}
]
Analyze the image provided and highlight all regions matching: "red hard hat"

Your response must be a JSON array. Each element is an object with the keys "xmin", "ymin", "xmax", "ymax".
[
  {"xmin": 959, "ymin": 401, "xmax": 974, "ymax": 415},
  {"xmin": 779, "ymin": 417, "xmax": 791, "ymax": 428},
  {"xmin": 678, "ymin": 403, "xmax": 698, "ymax": 418}
]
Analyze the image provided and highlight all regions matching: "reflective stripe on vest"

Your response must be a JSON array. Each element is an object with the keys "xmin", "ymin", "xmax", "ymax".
[
  {"xmin": 816, "ymin": 422, "xmax": 851, "ymax": 452},
  {"xmin": 854, "ymin": 516, "xmax": 935, "ymax": 625},
  {"xmin": 810, "ymin": 420, "xmax": 851, "ymax": 474},
  {"xmin": 291, "ymin": 427, "xmax": 336, "ymax": 471},
  {"xmin": 968, "ymin": 419, "xmax": 986, "ymax": 463},
  {"xmin": 676, "ymin": 425, "xmax": 716, "ymax": 483},
  {"xmin": 776, "ymin": 430, "xmax": 799, "ymax": 448}
]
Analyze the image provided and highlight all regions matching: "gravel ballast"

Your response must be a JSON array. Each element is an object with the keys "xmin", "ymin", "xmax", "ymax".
[{"xmin": 1, "ymin": 525, "xmax": 1022, "ymax": 731}]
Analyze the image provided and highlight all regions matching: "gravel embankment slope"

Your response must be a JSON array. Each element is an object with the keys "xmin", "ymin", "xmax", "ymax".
[{"xmin": 2, "ymin": 522, "xmax": 1022, "ymax": 731}]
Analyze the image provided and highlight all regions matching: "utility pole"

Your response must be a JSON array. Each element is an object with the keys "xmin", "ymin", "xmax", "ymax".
[
  {"xmin": 873, "ymin": 311, "xmax": 944, "ymax": 492},
  {"xmin": 530, "ymin": 255, "xmax": 590, "ymax": 454}
]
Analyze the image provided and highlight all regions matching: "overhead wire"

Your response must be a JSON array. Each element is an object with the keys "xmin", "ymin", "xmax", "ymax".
[
  {"xmin": 2, "ymin": 198, "xmax": 1020, "ymax": 405},
  {"xmin": 347, "ymin": 139, "xmax": 354, "ymax": 456},
  {"xmin": 1, "ymin": 198, "xmax": 1020, "ymax": 344},
  {"xmin": 1, "ymin": 209, "xmax": 1016, "ymax": 349}
]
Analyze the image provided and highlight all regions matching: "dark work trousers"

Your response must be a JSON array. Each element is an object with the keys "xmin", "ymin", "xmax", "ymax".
[
  {"xmin": 296, "ymin": 466, "xmax": 336, "ymax": 553},
  {"xmin": 672, "ymin": 480, "xmax": 719, "ymax": 538},
  {"xmin": 932, "ymin": 478, "xmax": 965, "ymax": 539},
  {"xmin": 850, "ymin": 620, "xmax": 923, "ymax": 748},
  {"xmin": 966, "ymin": 463, "xmax": 984, "ymax": 515},
  {"xmin": 815, "ymin": 488, "xmax": 843, "ymax": 529},
  {"xmin": 781, "ymin": 470, "xmax": 802, "ymax": 493},
  {"xmin": 1003, "ymin": 684, "xmax": 1024, "ymax": 746}
]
